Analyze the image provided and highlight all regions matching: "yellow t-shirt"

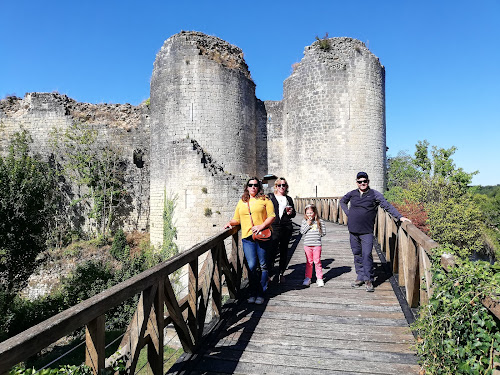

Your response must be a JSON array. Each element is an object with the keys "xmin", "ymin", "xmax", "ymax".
[{"xmin": 232, "ymin": 196, "xmax": 275, "ymax": 239}]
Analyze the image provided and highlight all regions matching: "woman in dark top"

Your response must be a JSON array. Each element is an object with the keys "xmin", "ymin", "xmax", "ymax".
[{"xmin": 267, "ymin": 177, "xmax": 296, "ymax": 283}]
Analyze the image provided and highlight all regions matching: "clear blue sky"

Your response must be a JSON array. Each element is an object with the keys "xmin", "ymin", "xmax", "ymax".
[{"xmin": 1, "ymin": 0, "xmax": 499, "ymax": 186}]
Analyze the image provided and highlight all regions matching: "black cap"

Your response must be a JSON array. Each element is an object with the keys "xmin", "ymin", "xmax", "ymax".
[{"xmin": 356, "ymin": 172, "xmax": 369, "ymax": 180}]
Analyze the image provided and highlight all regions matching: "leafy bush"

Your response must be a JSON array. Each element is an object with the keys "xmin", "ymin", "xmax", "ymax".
[
  {"xmin": 110, "ymin": 229, "xmax": 130, "ymax": 261},
  {"xmin": 0, "ymin": 131, "xmax": 56, "ymax": 306},
  {"xmin": 412, "ymin": 245, "xmax": 500, "ymax": 374},
  {"xmin": 428, "ymin": 195, "xmax": 483, "ymax": 257},
  {"xmin": 392, "ymin": 200, "xmax": 429, "ymax": 233}
]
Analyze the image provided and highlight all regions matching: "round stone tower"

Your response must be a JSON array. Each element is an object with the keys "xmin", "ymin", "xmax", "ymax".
[
  {"xmin": 150, "ymin": 31, "xmax": 258, "ymax": 249},
  {"xmin": 278, "ymin": 37, "xmax": 386, "ymax": 197}
]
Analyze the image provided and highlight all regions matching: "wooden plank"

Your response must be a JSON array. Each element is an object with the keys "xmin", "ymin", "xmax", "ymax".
[
  {"xmin": 187, "ymin": 259, "xmax": 199, "ymax": 345},
  {"xmin": 193, "ymin": 349, "xmax": 419, "ymax": 374},
  {"xmin": 419, "ymin": 246, "xmax": 432, "ymax": 305},
  {"xmin": 378, "ymin": 207, "xmax": 385, "ymax": 250},
  {"xmin": 0, "ymin": 226, "xmax": 241, "ymax": 373},
  {"xmin": 147, "ymin": 281, "xmax": 164, "ymax": 375},
  {"xmin": 405, "ymin": 237, "xmax": 419, "ymax": 308},
  {"xmin": 211, "ymin": 245, "xmax": 223, "ymax": 319},
  {"xmin": 85, "ymin": 315, "xmax": 105, "ymax": 375},
  {"xmin": 163, "ymin": 277, "xmax": 195, "ymax": 352},
  {"xmin": 398, "ymin": 226, "xmax": 407, "ymax": 287},
  {"xmin": 482, "ymin": 296, "xmax": 500, "ymax": 320},
  {"xmin": 331, "ymin": 199, "xmax": 338, "ymax": 222}
]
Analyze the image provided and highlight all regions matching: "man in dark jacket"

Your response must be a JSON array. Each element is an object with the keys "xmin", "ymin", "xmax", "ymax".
[{"xmin": 340, "ymin": 172, "xmax": 411, "ymax": 292}]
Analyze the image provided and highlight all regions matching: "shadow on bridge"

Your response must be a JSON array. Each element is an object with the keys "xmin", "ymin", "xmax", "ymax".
[{"xmin": 168, "ymin": 220, "xmax": 419, "ymax": 375}]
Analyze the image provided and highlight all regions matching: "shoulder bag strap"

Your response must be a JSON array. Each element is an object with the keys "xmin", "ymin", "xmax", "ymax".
[{"xmin": 247, "ymin": 200, "xmax": 255, "ymax": 227}]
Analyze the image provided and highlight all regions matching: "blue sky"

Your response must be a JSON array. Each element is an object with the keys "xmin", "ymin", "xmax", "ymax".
[{"xmin": 1, "ymin": 0, "xmax": 499, "ymax": 186}]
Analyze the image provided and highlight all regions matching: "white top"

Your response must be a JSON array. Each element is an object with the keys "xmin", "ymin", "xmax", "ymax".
[{"xmin": 276, "ymin": 194, "xmax": 287, "ymax": 218}]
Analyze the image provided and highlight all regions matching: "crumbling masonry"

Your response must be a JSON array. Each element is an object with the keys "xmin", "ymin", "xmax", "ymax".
[{"xmin": 0, "ymin": 31, "xmax": 386, "ymax": 251}]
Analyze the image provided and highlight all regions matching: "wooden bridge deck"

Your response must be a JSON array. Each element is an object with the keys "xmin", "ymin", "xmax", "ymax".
[{"xmin": 169, "ymin": 219, "xmax": 419, "ymax": 374}]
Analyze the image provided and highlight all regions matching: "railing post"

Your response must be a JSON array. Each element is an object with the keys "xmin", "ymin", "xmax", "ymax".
[
  {"xmin": 147, "ymin": 281, "xmax": 164, "ymax": 375},
  {"xmin": 392, "ymin": 221, "xmax": 400, "ymax": 275},
  {"xmin": 211, "ymin": 244, "xmax": 222, "ymax": 319},
  {"xmin": 398, "ymin": 226, "xmax": 407, "ymax": 287},
  {"xmin": 331, "ymin": 199, "xmax": 338, "ymax": 223},
  {"xmin": 406, "ymin": 237, "xmax": 419, "ymax": 308},
  {"xmin": 385, "ymin": 214, "xmax": 392, "ymax": 260},
  {"xmin": 419, "ymin": 246, "xmax": 432, "ymax": 305},
  {"xmin": 377, "ymin": 208, "xmax": 385, "ymax": 253},
  {"xmin": 187, "ymin": 259, "xmax": 199, "ymax": 344},
  {"xmin": 85, "ymin": 315, "xmax": 105, "ymax": 375}
]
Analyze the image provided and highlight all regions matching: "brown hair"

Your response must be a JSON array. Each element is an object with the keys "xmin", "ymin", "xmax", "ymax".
[
  {"xmin": 241, "ymin": 177, "xmax": 266, "ymax": 202},
  {"xmin": 304, "ymin": 204, "xmax": 322, "ymax": 232}
]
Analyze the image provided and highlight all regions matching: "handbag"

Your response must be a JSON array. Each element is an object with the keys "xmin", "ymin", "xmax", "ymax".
[{"xmin": 247, "ymin": 201, "xmax": 272, "ymax": 241}]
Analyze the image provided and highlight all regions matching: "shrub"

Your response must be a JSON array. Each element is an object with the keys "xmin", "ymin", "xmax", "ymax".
[
  {"xmin": 392, "ymin": 200, "xmax": 429, "ymax": 233},
  {"xmin": 315, "ymin": 32, "xmax": 330, "ymax": 50},
  {"xmin": 0, "ymin": 131, "xmax": 56, "ymax": 305},
  {"xmin": 412, "ymin": 246, "xmax": 500, "ymax": 373},
  {"xmin": 110, "ymin": 229, "xmax": 130, "ymax": 261}
]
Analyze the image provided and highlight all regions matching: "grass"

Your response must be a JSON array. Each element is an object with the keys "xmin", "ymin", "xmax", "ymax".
[
  {"xmin": 135, "ymin": 345, "xmax": 184, "ymax": 374},
  {"xmin": 25, "ymin": 331, "xmax": 183, "ymax": 374},
  {"xmin": 27, "ymin": 331, "xmax": 124, "ymax": 369}
]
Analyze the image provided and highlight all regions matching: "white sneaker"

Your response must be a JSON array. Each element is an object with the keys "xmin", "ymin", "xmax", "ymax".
[
  {"xmin": 247, "ymin": 296, "xmax": 256, "ymax": 303},
  {"xmin": 302, "ymin": 277, "xmax": 311, "ymax": 286},
  {"xmin": 255, "ymin": 297, "xmax": 265, "ymax": 305},
  {"xmin": 317, "ymin": 279, "xmax": 324, "ymax": 287}
]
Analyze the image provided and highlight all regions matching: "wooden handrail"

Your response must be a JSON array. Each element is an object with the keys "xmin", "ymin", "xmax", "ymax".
[
  {"xmin": 295, "ymin": 197, "xmax": 500, "ymax": 319},
  {"xmin": 0, "ymin": 226, "xmax": 245, "ymax": 374}
]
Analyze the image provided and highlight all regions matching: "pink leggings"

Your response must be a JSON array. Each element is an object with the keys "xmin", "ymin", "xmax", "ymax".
[{"xmin": 304, "ymin": 246, "xmax": 323, "ymax": 279}]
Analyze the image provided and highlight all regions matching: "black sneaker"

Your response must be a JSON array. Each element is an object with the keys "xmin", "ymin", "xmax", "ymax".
[
  {"xmin": 365, "ymin": 281, "xmax": 374, "ymax": 292},
  {"xmin": 351, "ymin": 279, "xmax": 364, "ymax": 288}
]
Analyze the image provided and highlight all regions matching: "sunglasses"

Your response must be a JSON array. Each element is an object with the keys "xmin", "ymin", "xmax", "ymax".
[
  {"xmin": 357, "ymin": 180, "xmax": 368, "ymax": 184},
  {"xmin": 277, "ymin": 184, "xmax": 287, "ymax": 187},
  {"xmin": 247, "ymin": 183, "xmax": 259, "ymax": 187}
]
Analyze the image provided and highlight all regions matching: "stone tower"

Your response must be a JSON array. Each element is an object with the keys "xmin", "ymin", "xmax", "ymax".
[
  {"xmin": 267, "ymin": 37, "xmax": 386, "ymax": 197},
  {"xmin": 149, "ymin": 31, "xmax": 263, "ymax": 249}
]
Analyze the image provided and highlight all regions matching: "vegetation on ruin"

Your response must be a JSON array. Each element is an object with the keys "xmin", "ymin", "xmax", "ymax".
[
  {"xmin": 49, "ymin": 122, "xmax": 129, "ymax": 240},
  {"xmin": 0, "ymin": 131, "xmax": 182, "ymax": 372},
  {"xmin": 386, "ymin": 140, "xmax": 500, "ymax": 373},
  {"xmin": 315, "ymin": 32, "xmax": 331, "ymax": 50},
  {"xmin": 0, "ymin": 131, "xmax": 57, "ymax": 308}
]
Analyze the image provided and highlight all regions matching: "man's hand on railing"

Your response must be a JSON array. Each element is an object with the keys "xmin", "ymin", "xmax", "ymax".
[{"xmin": 400, "ymin": 217, "xmax": 412, "ymax": 223}]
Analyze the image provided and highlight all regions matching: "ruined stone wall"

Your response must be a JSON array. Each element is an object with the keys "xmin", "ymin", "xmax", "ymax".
[
  {"xmin": 264, "ymin": 100, "xmax": 284, "ymax": 177},
  {"xmin": 150, "ymin": 31, "xmax": 260, "ymax": 249},
  {"xmin": 279, "ymin": 37, "xmax": 386, "ymax": 197},
  {"xmin": 0, "ymin": 92, "xmax": 150, "ymax": 232},
  {"xmin": 255, "ymin": 99, "xmax": 268, "ymax": 179},
  {"xmin": 1, "ymin": 33, "xmax": 387, "ymax": 254},
  {"xmin": 149, "ymin": 139, "xmax": 246, "ymax": 250}
]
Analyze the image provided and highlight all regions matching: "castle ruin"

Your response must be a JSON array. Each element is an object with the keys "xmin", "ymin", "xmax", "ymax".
[{"xmin": 0, "ymin": 31, "xmax": 386, "ymax": 251}]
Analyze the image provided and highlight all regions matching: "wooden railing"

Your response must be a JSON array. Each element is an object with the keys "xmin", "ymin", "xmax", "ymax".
[
  {"xmin": 0, "ymin": 226, "xmax": 245, "ymax": 375},
  {"xmin": 295, "ymin": 197, "xmax": 500, "ymax": 318}
]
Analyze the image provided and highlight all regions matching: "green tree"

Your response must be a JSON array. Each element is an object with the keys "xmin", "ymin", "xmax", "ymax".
[
  {"xmin": 385, "ymin": 140, "xmax": 481, "ymax": 257},
  {"xmin": 50, "ymin": 123, "xmax": 128, "ymax": 238},
  {"xmin": 0, "ymin": 131, "xmax": 56, "ymax": 305}
]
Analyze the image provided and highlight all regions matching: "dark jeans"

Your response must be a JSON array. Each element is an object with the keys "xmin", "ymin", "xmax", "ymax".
[
  {"xmin": 349, "ymin": 232, "xmax": 374, "ymax": 281},
  {"xmin": 242, "ymin": 237, "xmax": 271, "ymax": 298},
  {"xmin": 269, "ymin": 224, "xmax": 293, "ymax": 276}
]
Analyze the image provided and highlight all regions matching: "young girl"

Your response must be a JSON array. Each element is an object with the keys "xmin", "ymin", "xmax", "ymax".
[{"xmin": 300, "ymin": 204, "xmax": 326, "ymax": 287}]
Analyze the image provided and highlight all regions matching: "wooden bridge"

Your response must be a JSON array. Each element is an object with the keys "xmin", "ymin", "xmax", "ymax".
[
  {"xmin": 168, "ymin": 216, "xmax": 418, "ymax": 374},
  {"xmin": 1, "ymin": 197, "xmax": 499, "ymax": 374}
]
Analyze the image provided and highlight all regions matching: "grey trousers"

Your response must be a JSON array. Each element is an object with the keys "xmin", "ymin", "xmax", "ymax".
[{"xmin": 349, "ymin": 232, "xmax": 374, "ymax": 281}]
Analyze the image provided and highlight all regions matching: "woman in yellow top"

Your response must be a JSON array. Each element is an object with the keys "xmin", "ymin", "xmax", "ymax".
[{"xmin": 225, "ymin": 177, "xmax": 275, "ymax": 305}]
